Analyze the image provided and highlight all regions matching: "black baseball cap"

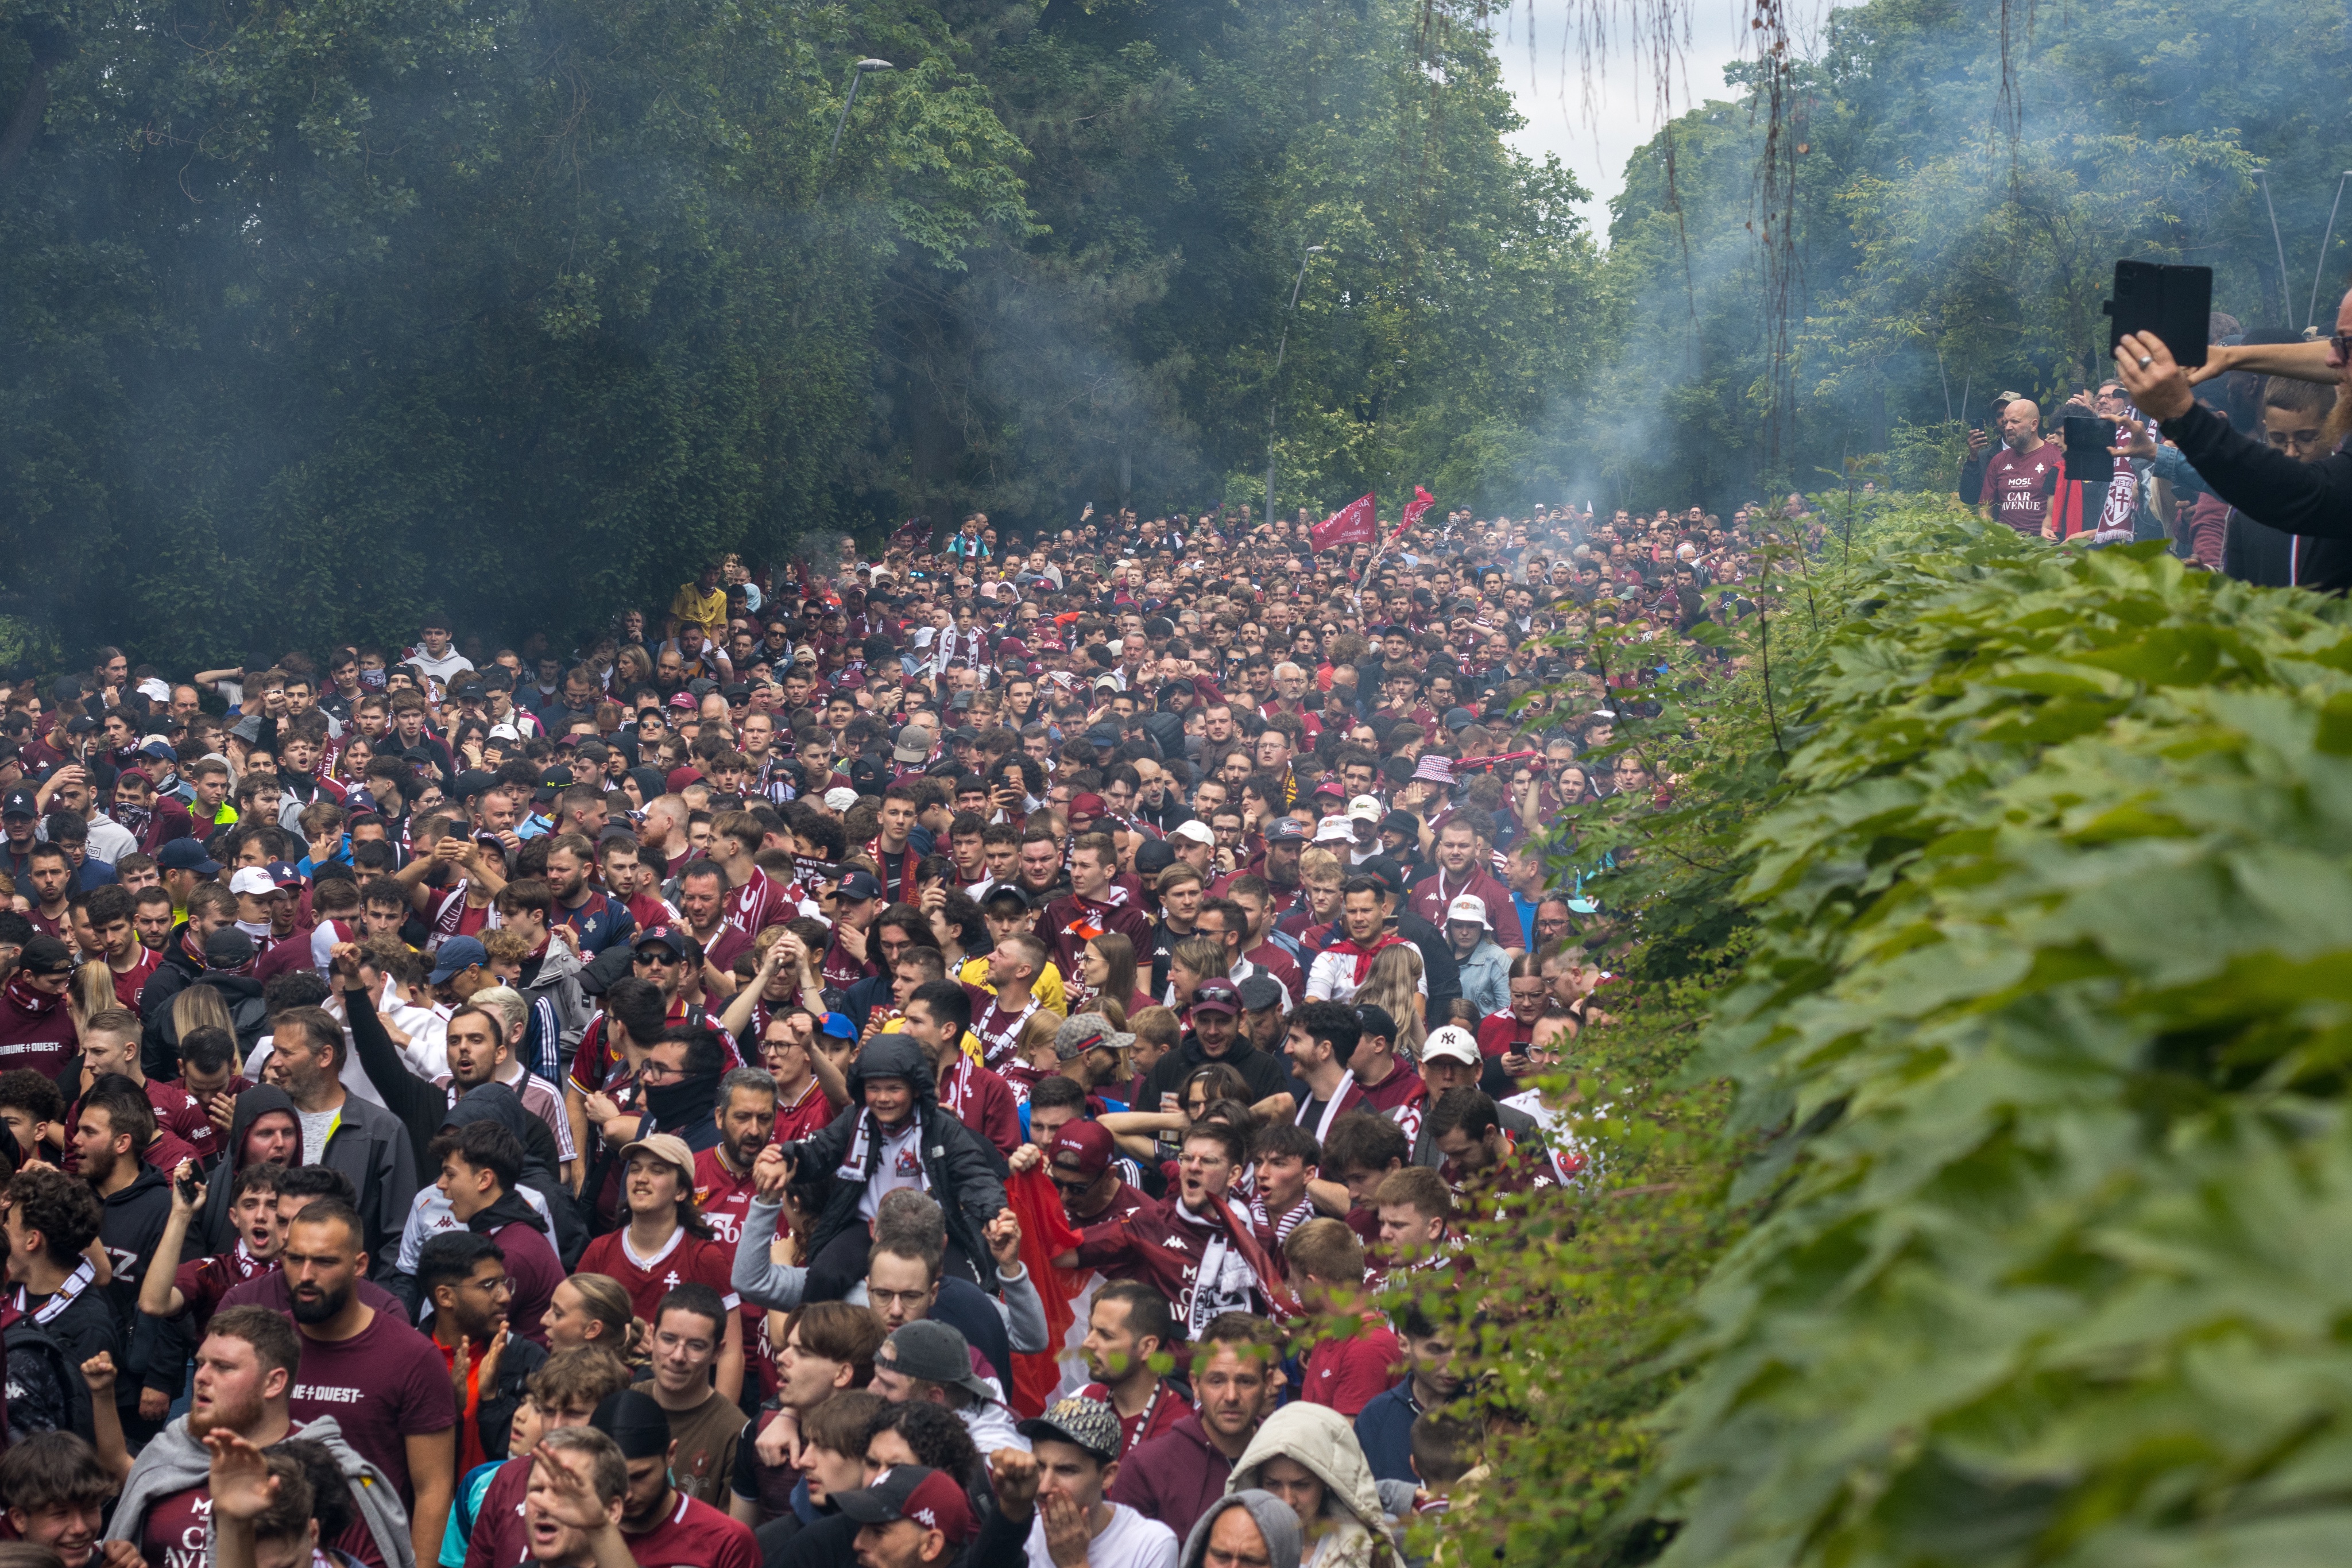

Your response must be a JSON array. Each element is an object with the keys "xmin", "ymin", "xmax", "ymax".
[{"xmin": 590, "ymin": 1390, "xmax": 672, "ymax": 1461}]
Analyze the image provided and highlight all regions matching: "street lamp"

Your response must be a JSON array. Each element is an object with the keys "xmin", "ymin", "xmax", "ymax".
[
  {"xmin": 2253, "ymin": 168, "xmax": 2293, "ymax": 328},
  {"xmin": 1267, "ymin": 245, "xmax": 1326, "ymax": 528},
  {"xmin": 2308, "ymin": 171, "xmax": 2352, "ymax": 334},
  {"xmin": 827, "ymin": 59, "xmax": 895, "ymax": 162}
]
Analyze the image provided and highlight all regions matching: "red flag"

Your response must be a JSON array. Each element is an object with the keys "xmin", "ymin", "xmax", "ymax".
[
  {"xmin": 891, "ymin": 516, "xmax": 934, "ymax": 552},
  {"xmin": 1004, "ymin": 1167, "xmax": 1084, "ymax": 1417},
  {"xmin": 1310, "ymin": 492, "xmax": 1378, "ymax": 552},
  {"xmin": 1395, "ymin": 486, "xmax": 1436, "ymax": 543}
]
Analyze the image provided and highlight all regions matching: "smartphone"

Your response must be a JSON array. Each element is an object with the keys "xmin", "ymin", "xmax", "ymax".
[
  {"xmin": 176, "ymin": 1170, "xmax": 200, "ymax": 1205},
  {"xmin": 2105, "ymin": 260, "xmax": 2211, "ymax": 368}
]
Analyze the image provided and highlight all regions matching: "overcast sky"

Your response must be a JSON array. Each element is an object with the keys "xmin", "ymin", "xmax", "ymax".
[{"xmin": 1494, "ymin": 0, "xmax": 1828, "ymax": 242}]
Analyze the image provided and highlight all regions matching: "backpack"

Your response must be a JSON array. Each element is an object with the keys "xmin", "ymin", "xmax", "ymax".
[{"xmin": 3, "ymin": 1318, "xmax": 95, "ymax": 1446}]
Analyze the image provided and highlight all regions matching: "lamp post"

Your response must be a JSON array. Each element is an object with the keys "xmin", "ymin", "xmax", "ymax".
[
  {"xmin": 1267, "ymin": 245, "xmax": 1326, "ymax": 529},
  {"xmin": 827, "ymin": 59, "xmax": 895, "ymax": 162},
  {"xmin": 2253, "ymin": 168, "xmax": 2293, "ymax": 328},
  {"xmin": 2309, "ymin": 171, "xmax": 2352, "ymax": 334}
]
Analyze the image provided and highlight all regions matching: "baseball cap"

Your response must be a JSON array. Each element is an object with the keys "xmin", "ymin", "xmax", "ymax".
[
  {"xmin": 821, "ymin": 1012, "xmax": 858, "ymax": 1040},
  {"xmin": 1170, "ymin": 820, "xmax": 1215, "ymax": 847},
  {"xmin": 1313, "ymin": 815, "xmax": 1355, "ymax": 844},
  {"xmin": 1190, "ymin": 978, "xmax": 1240, "ymax": 1016},
  {"xmin": 1069, "ymin": 792, "xmax": 1108, "ymax": 821},
  {"xmin": 1049, "ymin": 1121, "xmax": 1115, "ymax": 1183},
  {"xmin": 831, "ymin": 1466, "xmax": 976, "ymax": 1547},
  {"xmin": 202, "ymin": 927, "xmax": 256, "ymax": 971},
  {"xmin": 879, "ymin": 1319, "xmax": 996, "ymax": 1403},
  {"xmin": 1444, "ymin": 707, "xmax": 1477, "ymax": 733},
  {"xmin": 156, "ymin": 839, "xmax": 222, "ymax": 875},
  {"xmin": 1236, "ymin": 974, "xmax": 1285, "ymax": 1015},
  {"xmin": 836, "ymin": 869, "xmax": 883, "ymax": 903},
  {"xmin": 590, "ymin": 1389, "xmax": 674, "ymax": 1461},
  {"xmin": 1353, "ymin": 1003, "xmax": 1397, "ymax": 1043},
  {"xmin": 1135, "ymin": 840, "xmax": 1176, "ymax": 877},
  {"xmin": 822, "ymin": 787, "xmax": 860, "ymax": 811},
  {"xmin": 893, "ymin": 725, "xmax": 935, "ymax": 764},
  {"xmin": 449, "ymin": 768, "xmax": 497, "ymax": 801},
  {"xmin": 16, "ymin": 935, "xmax": 74, "ymax": 977},
  {"xmin": 633, "ymin": 925, "xmax": 690, "ymax": 960},
  {"xmin": 665, "ymin": 766, "xmax": 705, "ymax": 793},
  {"xmin": 1348, "ymin": 794, "xmax": 1383, "ymax": 823},
  {"xmin": 1445, "ymin": 894, "xmax": 1492, "ymax": 929},
  {"xmin": 1356, "ymin": 857, "xmax": 1407, "ymax": 900},
  {"xmin": 1052, "ymin": 1012, "xmax": 1135, "ymax": 1063},
  {"xmin": 1263, "ymin": 818, "xmax": 1306, "ymax": 845},
  {"xmin": 620, "ymin": 1132, "xmax": 695, "ymax": 1184},
  {"xmin": 1309, "ymin": 775, "xmax": 1345, "ymax": 799},
  {"xmin": 0, "ymin": 789, "xmax": 35, "ymax": 820},
  {"xmin": 1379, "ymin": 810, "xmax": 1421, "ymax": 838},
  {"xmin": 1018, "ymin": 1395, "xmax": 1122, "ymax": 1463},
  {"xmin": 1423, "ymin": 1024, "xmax": 1481, "ymax": 1066},
  {"xmin": 427, "ymin": 936, "xmax": 489, "ymax": 985},
  {"xmin": 265, "ymin": 860, "xmax": 305, "ymax": 891},
  {"xmin": 227, "ymin": 866, "xmax": 276, "ymax": 898}
]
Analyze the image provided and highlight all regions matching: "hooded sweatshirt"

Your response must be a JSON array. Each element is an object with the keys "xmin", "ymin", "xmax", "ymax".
[
  {"xmin": 1178, "ymin": 1493, "xmax": 1303, "ymax": 1568},
  {"xmin": 105, "ymin": 1410, "xmax": 417, "ymax": 1568},
  {"xmin": 198, "ymin": 1085, "xmax": 303, "ymax": 1257},
  {"xmin": 1227, "ymin": 1404, "xmax": 1395, "ymax": 1568},
  {"xmin": 95, "ymin": 1161, "xmax": 186, "ymax": 1404},
  {"xmin": 388, "ymin": 1083, "xmax": 578, "ymax": 1315}
]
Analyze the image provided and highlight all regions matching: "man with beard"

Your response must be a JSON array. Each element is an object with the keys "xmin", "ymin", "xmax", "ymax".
[
  {"xmin": 106, "ymin": 1307, "xmax": 411, "ymax": 1568},
  {"xmin": 278, "ymin": 1197, "xmax": 458, "ymax": 1567},
  {"xmin": 74, "ymin": 1076, "xmax": 182, "ymax": 1439},
  {"xmin": 1102, "ymin": 1313, "xmax": 1283, "ymax": 1542},
  {"xmin": 542, "ymin": 833, "xmax": 635, "ymax": 958},
  {"xmin": 1074, "ymin": 1281, "xmax": 1189, "ymax": 1459},
  {"xmin": 261, "ymin": 1006, "xmax": 417, "ymax": 1267},
  {"xmin": 419, "ymin": 1230, "xmax": 548, "ymax": 1480},
  {"xmin": 689, "ymin": 1065, "xmax": 781, "ymax": 1395}
]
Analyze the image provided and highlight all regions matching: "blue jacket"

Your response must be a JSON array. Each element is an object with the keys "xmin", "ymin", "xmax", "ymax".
[{"xmin": 1353, "ymin": 1380, "xmax": 1424, "ymax": 1484}]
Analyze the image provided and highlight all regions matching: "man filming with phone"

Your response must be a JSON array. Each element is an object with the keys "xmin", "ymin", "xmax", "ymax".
[{"xmin": 2114, "ymin": 287, "xmax": 2352, "ymax": 572}]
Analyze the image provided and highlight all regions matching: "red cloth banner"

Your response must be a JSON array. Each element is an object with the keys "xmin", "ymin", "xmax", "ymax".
[
  {"xmin": 1395, "ymin": 485, "xmax": 1436, "ymax": 543},
  {"xmin": 1310, "ymin": 492, "xmax": 1379, "ymax": 552}
]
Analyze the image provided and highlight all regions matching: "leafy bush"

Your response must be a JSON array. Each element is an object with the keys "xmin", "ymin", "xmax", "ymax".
[{"xmin": 1438, "ymin": 508, "xmax": 2352, "ymax": 1568}]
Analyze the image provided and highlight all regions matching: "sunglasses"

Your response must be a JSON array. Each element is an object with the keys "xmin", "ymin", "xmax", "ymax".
[{"xmin": 635, "ymin": 950, "xmax": 680, "ymax": 967}]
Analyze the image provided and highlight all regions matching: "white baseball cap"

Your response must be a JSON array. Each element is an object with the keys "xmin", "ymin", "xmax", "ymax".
[
  {"xmin": 228, "ymin": 866, "xmax": 277, "ymax": 897},
  {"xmin": 1347, "ymin": 794, "xmax": 1383, "ymax": 823},
  {"xmin": 1422, "ymin": 1025, "xmax": 1481, "ymax": 1066},
  {"xmin": 822, "ymin": 787, "xmax": 860, "ymax": 811},
  {"xmin": 1313, "ymin": 815, "xmax": 1356, "ymax": 844},
  {"xmin": 1445, "ymin": 894, "xmax": 1491, "ymax": 929},
  {"xmin": 1170, "ymin": 819, "xmax": 1216, "ymax": 847}
]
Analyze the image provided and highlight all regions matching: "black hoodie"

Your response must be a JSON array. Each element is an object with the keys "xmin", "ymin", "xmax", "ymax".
[
  {"xmin": 97, "ymin": 1162, "xmax": 186, "ymax": 1404},
  {"xmin": 198, "ymin": 1084, "xmax": 301, "ymax": 1257}
]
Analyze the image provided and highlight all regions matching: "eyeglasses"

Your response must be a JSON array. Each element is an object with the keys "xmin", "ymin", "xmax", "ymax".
[
  {"xmin": 635, "ymin": 950, "xmax": 679, "ymax": 967},
  {"xmin": 2330, "ymin": 332, "xmax": 2352, "ymax": 362}
]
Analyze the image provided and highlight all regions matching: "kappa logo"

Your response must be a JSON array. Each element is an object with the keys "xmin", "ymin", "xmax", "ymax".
[{"xmin": 914, "ymin": 1508, "xmax": 938, "ymax": 1527}]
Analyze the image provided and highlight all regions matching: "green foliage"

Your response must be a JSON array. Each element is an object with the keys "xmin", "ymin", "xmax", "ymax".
[
  {"xmin": 1448, "ymin": 504, "xmax": 2352, "ymax": 1568},
  {"xmin": 1576, "ymin": 0, "xmax": 2352, "ymax": 506},
  {"xmin": 1, "ymin": 0, "xmax": 1606, "ymax": 664}
]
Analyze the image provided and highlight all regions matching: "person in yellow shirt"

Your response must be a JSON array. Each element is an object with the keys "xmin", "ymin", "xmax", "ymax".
[{"xmin": 669, "ymin": 562, "xmax": 728, "ymax": 641}]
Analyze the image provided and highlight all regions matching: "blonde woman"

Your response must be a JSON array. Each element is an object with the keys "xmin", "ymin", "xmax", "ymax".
[{"xmin": 1356, "ymin": 943, "xmax": 1427, "ymax": 1062}]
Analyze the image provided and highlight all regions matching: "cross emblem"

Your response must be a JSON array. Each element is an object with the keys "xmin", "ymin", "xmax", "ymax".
[{"xmin": 662, "ymin": 1270, "xmax": 680, "ymax": 1288}]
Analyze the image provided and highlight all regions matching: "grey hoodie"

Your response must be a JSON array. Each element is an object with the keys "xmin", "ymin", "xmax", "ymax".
[
  {"xmin": 106, "ymin": 1411, "xmax": 416, "ymax": 1568},
  {"xmin": 1228, "ymin": 1403, "xmax": 1395, "ymax": 1568},
  {"xmin": 1182, "ymin": 1493, "xmax": 1304, "ymax": 1568}
]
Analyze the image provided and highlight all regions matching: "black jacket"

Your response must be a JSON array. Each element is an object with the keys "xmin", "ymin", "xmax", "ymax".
[
  {"xmin": 96, "ymin": 1163, "xmax": 185, "ymax": 1400},
  {"xmin": 782, "ymin": 1036, "xmax": 1008, "ymax": 1272},
  {"xmin": 198, "ymin": 1085, "xmax": 301, "ymax": 1256},
  {"xmin": 1142, "ymin": 1032, "xmax": 1293, "ymax": 1105},
  {"xmin": 314, "ymin": 1087, "xmax": 421, "ymax": 1272},
  {"xmin": 2163, "ymin": 401, "xmax": 2352, "ymax": 590},
  {"xmin": 138, "ymin": 957, "xmax": 267, "ymax": 1082}
]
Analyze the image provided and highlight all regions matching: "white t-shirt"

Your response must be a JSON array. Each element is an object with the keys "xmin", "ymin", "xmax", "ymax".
[{"xmin": 1026, "ymin": 1504, "xmax": 1176, "ymax": 1568}]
